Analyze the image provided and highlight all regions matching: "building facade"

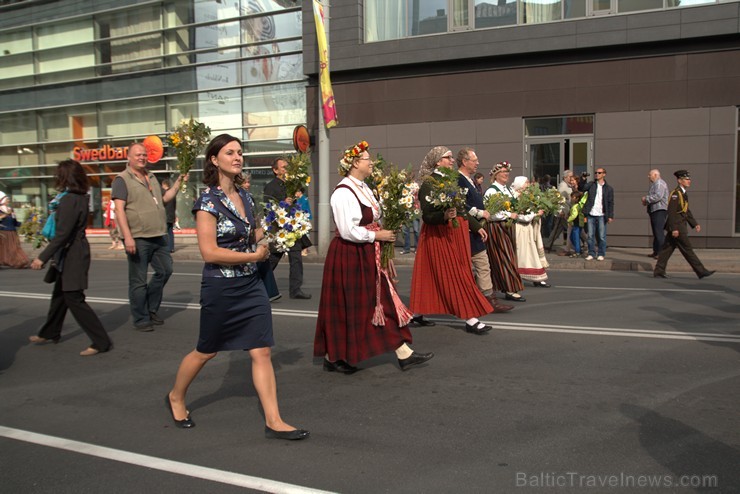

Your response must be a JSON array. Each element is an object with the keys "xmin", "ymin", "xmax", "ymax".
[
  {"xmin": 0, "ymin": 0, "xmax": 305, "ymax": 230},
  {"xmin": 303, "ymin": 0, "xmax": 740, "ymax": 248}
]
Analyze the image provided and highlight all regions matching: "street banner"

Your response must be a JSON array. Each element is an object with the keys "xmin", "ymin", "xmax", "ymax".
[{"xmin": 313, "ymin": 0, "xmax": 338, "ymax": 128}]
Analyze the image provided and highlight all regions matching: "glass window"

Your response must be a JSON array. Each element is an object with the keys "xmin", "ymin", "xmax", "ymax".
[
  {"xmin": 39, "ymin": 106, "xmax": 97, "ymax": 142},
  {"xmin": 244, "ymin": 82, "xmax": 305, "ymax": 142},
  {"xmin": 564, "ymin": 0, "xmax": 588, "ymax": 19},
  {"xmin": 475, "ymin": 0, "xmax": 517, "ymax": 28},
  {"xmin": 0, "ymin": 112, "xmax": 36, "ymax": 145},
  {"xmin": 524, "ymin": 116, "xmax": 594, "ymax": 136},
  {"xmin": 414, "ymin": 0, "xmax": 448, "ymax": 36},
  {"xmin": 197, "ymin": 89, "xmax": 242, "ymax": 134},
  {"xmin": 0, "ymin": 28, "xmax": 33, "ymax": 55},
  {"xmin": 96, "ymin": 5, "xmax": 163, "ymax": 75},
  {"xmin": 37, "ymin": 19, "xmax": 94, "ymax": 49},
  {"xmin": 451, "ymin": 0, "xmax": 470, "ymax": 30},
  {"xmin": 0, "ymin": 53, "xmax": 34, "ymax": 82},
  {"xmin": 667, "ymin": 0, "xmax": 715, "ymax": 5},
  {"xmin": 365, "ymin": 0, "xmax": 407, "ymax": 42},
  {"xmin": 522, "ymin": 0, "xmax": 562, "ymax": 24},
  {"xmin": 100, "ymin": 97, "xmax": 166, "ymax": 138},
  {"xmin": 618, "ymin": 0, "xmax": 662, "ymax": 13}
]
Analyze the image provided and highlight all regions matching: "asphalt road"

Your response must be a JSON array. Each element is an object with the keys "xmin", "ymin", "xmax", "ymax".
[{"xmin": 1, "ymin": 261, "xmax": 739, "ymax": 493}]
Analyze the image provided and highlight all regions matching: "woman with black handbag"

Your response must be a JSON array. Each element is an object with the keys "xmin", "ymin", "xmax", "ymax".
[{"xmin": 29, "ymin": 159, "xmax": 112, "ymax": 357}]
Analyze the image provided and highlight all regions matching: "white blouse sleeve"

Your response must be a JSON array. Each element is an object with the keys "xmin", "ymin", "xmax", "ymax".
[{"xmin": 331, "ymin": 186, "xmax": 376, "ymax": 243}]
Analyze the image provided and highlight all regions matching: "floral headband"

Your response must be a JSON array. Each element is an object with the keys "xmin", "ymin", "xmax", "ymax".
[
  {"xmin": 490, "ymin": 161, "xmax": 512, "ymax": 176},
  {"xmin": 338, "ymin": 140, "xmax": 369, "ymax": 176}
]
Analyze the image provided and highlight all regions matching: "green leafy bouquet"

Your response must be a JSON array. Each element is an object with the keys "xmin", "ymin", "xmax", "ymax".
[
  {"xmin": 423, "ymin": 166, "xmax": 468, "ymax": 228},
  {"xmin": 376, "ymin": 164, "xmax": 419, "ymax": 268},
  {"xmin": 168, "ymin": 117, "xmax": 211, "ymax": 191},
  {"xmin": 283, "ymin": 152, "xmax": 312, "ymax": 198},
  {"xmin": 18, "ymin": 206, "xmax": 47, "ymax": 248}
]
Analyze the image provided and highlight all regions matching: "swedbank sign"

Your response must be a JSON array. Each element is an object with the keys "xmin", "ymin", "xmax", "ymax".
[
  {"xmin": 73, "ymin": 144, "xmax": 129, "ymax": 162},
  {"xmin": 73, "ymin": 136, "xmax": 164, "ymax": 163}
]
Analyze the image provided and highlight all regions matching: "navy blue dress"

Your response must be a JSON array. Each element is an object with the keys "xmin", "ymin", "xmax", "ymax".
[{"xmin": 193, "ymin": 187, "xmax": 274, "ymax": 353}]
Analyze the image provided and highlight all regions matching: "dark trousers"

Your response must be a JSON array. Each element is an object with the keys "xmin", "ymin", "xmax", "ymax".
[
  {"xmin": 648, "ymin": 209, "xmax": 667, "ymax": 255},
  {"xmin": 166, "ymin": 222, "xmax": 175, "ymax": 252},
  {"xmin": 38, "ymin": 279, "xmax": 112, "ymax": 351},
  {"xmin": 269, "ymin": 249, "xmax": 303, "ymax": 297},
  {"xmin": 654, "ymin": 230, "xmax": 707, "ymax": 277},
  {"xmin": 127, "ymin": 236, "xmax": 173, "ymax": 325}
]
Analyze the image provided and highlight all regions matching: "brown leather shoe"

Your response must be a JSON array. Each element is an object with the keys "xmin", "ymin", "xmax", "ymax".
[{"xmin": 487, "ymin": 295, "xmax": 514, "ymax": 313}]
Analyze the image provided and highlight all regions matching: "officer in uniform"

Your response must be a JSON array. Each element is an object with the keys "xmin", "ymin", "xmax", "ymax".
[{"xmin": 653, "ymin": 170, "xmax": 715, "ymax": 279}]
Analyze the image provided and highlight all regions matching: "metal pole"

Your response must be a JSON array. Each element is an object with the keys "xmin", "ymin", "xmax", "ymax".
[{"xmin": 317, "ymin": 0, "xmax": 330, "ymax": 256}]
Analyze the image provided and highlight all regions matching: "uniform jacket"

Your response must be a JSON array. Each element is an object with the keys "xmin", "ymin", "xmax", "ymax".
[
  {"xmin": 665, "ymin": 187, "xmax": 696, "ymax": 234},
  {"xmin": 38, "ymin": 192, "xmax": 91, "ymax": 292}
]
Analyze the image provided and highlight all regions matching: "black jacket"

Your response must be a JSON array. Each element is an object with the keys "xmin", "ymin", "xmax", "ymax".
[
  {"xmin": 38, "ymin": 192, "xmax": 91, "ymax": 291},
  {"xmin": 581, "ymin": 180, "xmax": 614, "ymax": 220}
]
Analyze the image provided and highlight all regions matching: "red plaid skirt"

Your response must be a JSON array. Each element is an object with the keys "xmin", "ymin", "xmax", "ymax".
[
  {"xmin": 409, "ymin": 218, "xmax": 492, "ymax": 319},
  {"xmin": 314, "ymin": 236, "xmax": 412, "ymax": 365}
]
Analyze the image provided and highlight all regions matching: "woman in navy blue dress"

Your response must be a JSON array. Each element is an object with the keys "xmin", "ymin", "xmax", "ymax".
[{"xmin": 166, "ymin": 134, "xmax": 308, "ymax": 440}]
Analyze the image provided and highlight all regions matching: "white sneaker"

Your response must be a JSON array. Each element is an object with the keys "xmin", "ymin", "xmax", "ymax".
[
  {"xmin": 585, "ymin": 255, "xmax": 594, "ymax": 261},
  {"xmin": 597, "ymin": 255, "xmax": 605, "ymax": 261}
]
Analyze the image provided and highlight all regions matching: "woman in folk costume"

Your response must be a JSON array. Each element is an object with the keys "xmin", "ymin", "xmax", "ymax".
[
  {"xmin": 314, "ymin": 141, "xmax": 434, "ymax": 373},
  {"xmin": 409, "ymin": 146, "xmax": 494, "ymax": 335},
  {"xmin": 483, "ymin": 161, "xmax": 526, "ymax": 302},
  {"xmin": 510, "ymin": 176, "xmax": 552, "ymax": 288}
]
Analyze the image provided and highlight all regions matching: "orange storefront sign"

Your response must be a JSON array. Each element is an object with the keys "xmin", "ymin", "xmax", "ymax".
[{"xmin": 72, "ymin": 136, "xmax": 164, "ymax": 163}]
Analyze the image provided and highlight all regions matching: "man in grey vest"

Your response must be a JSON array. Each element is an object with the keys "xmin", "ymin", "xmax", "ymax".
[{"xmin": 113, "ymin": 143, "xmax": 185, "ymax": 331}]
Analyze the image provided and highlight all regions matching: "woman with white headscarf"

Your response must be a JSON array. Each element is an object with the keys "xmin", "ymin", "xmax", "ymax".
[
  {"xmin": 510, "ymin": 176, "xmax": 551, "ymax": 287},
  {"xmin": 409, "ymin": 146, "xmax": 493, "ymax": 335}
]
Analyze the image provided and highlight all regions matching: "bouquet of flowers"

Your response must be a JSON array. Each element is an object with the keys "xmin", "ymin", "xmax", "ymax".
[
  {"xmin": 423, "ymin": 166, "xmax": 467, "ymax": 228},
  {"xmin": 18, "ymin": 206, "xmax": 46, "ymax": 248},
  {"xmin": 283, "ymin": 152, "xmax": 312, "ymax": 198},
  {"xmin": 364, "ymin": 152, "xmax": 387, "ymax": 192},
  {"xmin": 168, "ymin": 117, "xmax": 211, "ymax": 191},
  {"xmin": 260, "ymin": 200, "xmax": 312, "ymax": 253},
  {"xmin": 540, "ymin": 187, "xmax": 567, "ymax": 216},
  {"xmin": 376, "ymin": 164, "xmax": 419, "ymax": 268},
  {"xmin": 483, "ymin": 192, "xmax": 515, "ymax": 223}
]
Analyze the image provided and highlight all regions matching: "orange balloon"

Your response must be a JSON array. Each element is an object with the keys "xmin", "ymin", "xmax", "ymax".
[{"xmin": 142, "ymin": 135, "xmax": 164, "ymax": 163}]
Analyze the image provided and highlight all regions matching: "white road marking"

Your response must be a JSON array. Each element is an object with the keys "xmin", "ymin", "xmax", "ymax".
[
  {"xmin": 0, "ymin": 426, "xmax": 335, "ymax": 494},
  {"xmin": 2, "ymin": 291, "xmax": 737, "ymax": 344}
]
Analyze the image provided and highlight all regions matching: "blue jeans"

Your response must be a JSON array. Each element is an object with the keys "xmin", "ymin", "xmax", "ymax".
[
  {"xmin": 403, "ymin": 218, "xmax": 420, "ymax": 252},
  {"xmin": 586, "ymin": 215, "xmax": 607, "ymax": 257},
  {"xmin": 570, "ymin": 225, "xmax": 582, "ymax": 254},
  {"xmin": 127, "ymin": 236, "xmax": 173, "ymax": 325}
]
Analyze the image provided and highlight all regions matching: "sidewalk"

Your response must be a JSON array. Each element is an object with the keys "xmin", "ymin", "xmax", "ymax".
[{"xmin": 20, "ymin": 239, "xmax": 740, "ymax": 274}]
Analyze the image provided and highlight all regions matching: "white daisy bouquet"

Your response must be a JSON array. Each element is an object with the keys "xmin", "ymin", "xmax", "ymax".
[
  {"xmin": 260, "ymin": 200, "xmax": 312, "ymax": 253},
  {"xmin": 374, "ymin": 164, "xmax": 419, "ymax": 268},
  {"xmin": 423, "ymin": 166, "xmax": 468, "ymax": 228}
]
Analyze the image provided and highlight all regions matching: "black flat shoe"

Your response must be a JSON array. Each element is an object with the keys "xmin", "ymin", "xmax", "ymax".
[
  {"xmin": 323, "ymin": 359, "xmax": 359, "ymax": 374},
  {"xmin": 165, "ymin": 394, "xmax": 195, "ymax": 429},
  {"xmin": 464, "ymin": 322, "xmax": 491, "ymax": 335},
  {"xmin": 411, "ymin": 315, "xmax": 436, "ymax": 326},
  {"xmin": 532, "ymin": 281, "xmax": 551, "ymax": 288},
  {"xmin": 290, "ymin": 292, "xmax": 312, "ymax": 299},
  {"xmin": 265, "ymin": 426, "xmax": 310, "ymax": 440},
  {"xmin": 698, "ymin": 270, "xmax": 715, "ymax": 279},
  {"xmin": 398, "ymin": 351, "xmax": 434, "ymax": 371},
  {"xmin": 653, "ymin": 272, "xmax": 669, "ymax": 278},
  {"xmin": 504, "ymin": 292, "xmax": 526, "ymax": 302}
]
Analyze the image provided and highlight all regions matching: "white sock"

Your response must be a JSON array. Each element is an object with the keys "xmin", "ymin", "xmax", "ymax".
[
  {"xmin": 395, "ymin": 343, "xmax": 413, "ymax": 360},
  {"xmin": 466, "ymin": 318, "xmax": 479, "ymax": 326}
]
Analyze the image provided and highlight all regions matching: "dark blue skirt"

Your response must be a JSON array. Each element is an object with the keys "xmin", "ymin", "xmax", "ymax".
[{"xmin": 197, "ymin": 274, "xmax": 274, "ymax": 353}]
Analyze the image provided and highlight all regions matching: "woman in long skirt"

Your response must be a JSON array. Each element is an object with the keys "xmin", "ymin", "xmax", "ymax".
[
  {"xmin": 314, "ymin": 140, "xmax": 433, "ymax": 373},
  {"xmin": 510, "ymin": 176, "xmax": 551, "ymax": 288}
]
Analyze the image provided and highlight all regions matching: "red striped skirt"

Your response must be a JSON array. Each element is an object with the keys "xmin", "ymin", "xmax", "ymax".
[
  {"xmin": 409, "ymin": 218, "xmax": 492, "ymax": 320},
  {"xmin": 485, "ymin": 221, "xmax": 524, "ymax": 293},
  {"xmin": 314, "ymin": 236, "xmax": 412, "ymax": 365}
]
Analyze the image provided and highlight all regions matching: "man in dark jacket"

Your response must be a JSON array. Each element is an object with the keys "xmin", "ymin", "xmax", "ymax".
[
  {"xmin": 263, "ymin": 157, "xmax": 310, "ymax": 299},
  {"xmin": 580, "ymin": 167, "xmax": 614, "ymax": 261},
  {"xmin": 653, "ymin": 170, "xmax": 714, "ymax": 279}
]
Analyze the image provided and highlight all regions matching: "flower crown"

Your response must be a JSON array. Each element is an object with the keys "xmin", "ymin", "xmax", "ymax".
[
  {"xmin": 490, "ymin": 161, "xmax": 512, "ymax": 176},
  {"xmin": 339, "ymin": 140, "xmax": 369, "ymax": 176}
]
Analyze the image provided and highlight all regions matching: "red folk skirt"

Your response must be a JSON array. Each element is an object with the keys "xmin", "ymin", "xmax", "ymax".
[
  {"xmin": 409, "ymin": 217, "xmax": 492, "ymax": 320},
  {"xmin": 314, "ymin": 236, "xmax": 412, "ymax": 366}
]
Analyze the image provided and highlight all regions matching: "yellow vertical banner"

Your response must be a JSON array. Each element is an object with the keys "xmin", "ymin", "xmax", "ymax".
[{"xmin": 313, "ymin": 0, "xmax": 338, "ymax": 129}]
